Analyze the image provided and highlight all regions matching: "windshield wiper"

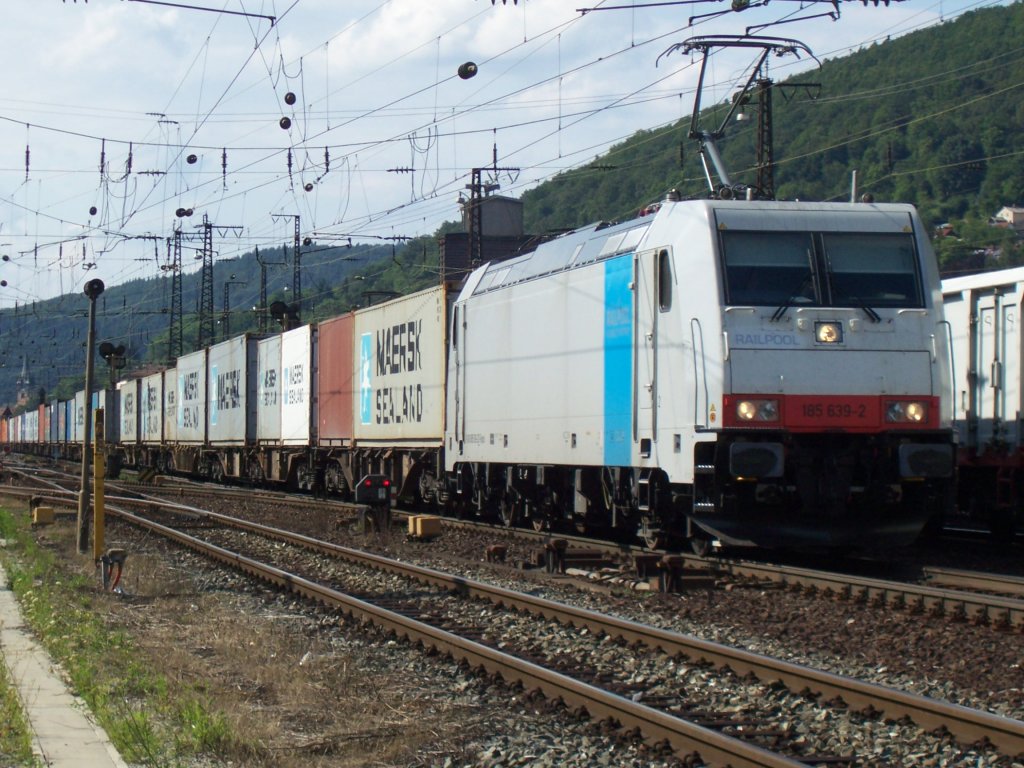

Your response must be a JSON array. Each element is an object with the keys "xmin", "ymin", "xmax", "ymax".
[
  {"xmin": 771, "ymin": 274, "xmax": 814, "ymax": 322},
  {"xmin": 858, "ymin": 303, "xmax": 882, "ymax": 323}
]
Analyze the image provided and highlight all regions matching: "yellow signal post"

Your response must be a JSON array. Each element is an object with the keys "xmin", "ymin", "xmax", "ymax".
[{"xmin": 92, "ymin": 408, "xmax": 105, "ymax": 563}]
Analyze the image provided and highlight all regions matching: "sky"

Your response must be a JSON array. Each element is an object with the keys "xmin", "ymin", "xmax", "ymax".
[{"xmin": 0, "ymin": 0, "xmax": 1004, "ymax": 309}]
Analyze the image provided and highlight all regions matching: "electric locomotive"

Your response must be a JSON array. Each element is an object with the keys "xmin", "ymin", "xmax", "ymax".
[{"xmin": 444, "ymin": 196, "xmax": 955, "ymax": 551}]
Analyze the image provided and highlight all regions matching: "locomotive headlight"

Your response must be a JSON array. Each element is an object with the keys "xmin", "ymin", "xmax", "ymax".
[
  {"xmin": 736, "ymin": 399, "xmax": 780, "ymax": 422},
  {"xmin": 886, "ymin": 400, "xmax": 928, "ymax": 423},
  {"xmin": 815, "ymin": 321, "xmax": 843, "ymax": 344}
]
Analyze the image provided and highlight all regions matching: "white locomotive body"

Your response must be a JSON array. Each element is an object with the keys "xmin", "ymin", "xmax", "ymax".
[{"xmin": 445, "ymin": 198, "xmax": 955, "ymax": 550}]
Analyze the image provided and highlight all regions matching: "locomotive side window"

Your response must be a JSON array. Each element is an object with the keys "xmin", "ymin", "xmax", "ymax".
[
  {"xmin": 822, "ymin": 233, "xmax": 923, "ymax": 308},
  {"xmin": 721, "ymin": 231, "xmax": 816, "ymax": 306},
  {"xmin": 658, "ymin": 249, "xmax": 672, "ymax": 311}
]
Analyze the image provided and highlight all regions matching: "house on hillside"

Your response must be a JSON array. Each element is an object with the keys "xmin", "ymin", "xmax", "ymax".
[{"xmin": 992, "ymin": 206, "xmax": 1024, "ymax": 233}]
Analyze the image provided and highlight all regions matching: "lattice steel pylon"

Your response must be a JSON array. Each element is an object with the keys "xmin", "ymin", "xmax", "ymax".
[
  {"xmin": 168, "ymin": 228, "xmax": 183, "ymax": 365},
  {"xmin": 197, "ymin": 214, "xmax": 215, "ymax": 348}
]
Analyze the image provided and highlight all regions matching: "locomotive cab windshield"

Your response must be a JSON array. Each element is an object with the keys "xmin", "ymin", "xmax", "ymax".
[{"xmin": 721, "ymin": 228, "xmax": 925, "ymax": 310}]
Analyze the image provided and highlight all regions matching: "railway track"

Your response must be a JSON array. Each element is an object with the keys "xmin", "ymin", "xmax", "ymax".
[
  {"xmin": 5, "ymin": 469, "xmax": 1024, "ymax": 763},
  {"xmin": 11, "ymin": 477, "xmax": 1020, "ymax": 763},
  {"xmin": 8, "ymin": 463, "xmax": 1024, "ymax": 628}
]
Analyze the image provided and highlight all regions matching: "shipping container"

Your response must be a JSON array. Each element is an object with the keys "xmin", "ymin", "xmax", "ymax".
[
  {"xmin": 280, "ymin": 325, "xmax": 315, "ymax": 446},
  {"xmin": 118, "ymin": 379, "xmax": 141, "ymax": 446},
  {"xmin": 0, "ymin": 415, "xmax": 8, "ymax": 444},
  {"xmin": 90, "ymin": 390, "xmax": 117, "ymax": 443},
  {"xmin": 60, "ymin": 400, "xmax": 70, "ymax": 443},
  {"xmin": 39, "ymin": 403, "xmax": 47, "ymax": 443},
  {"xmin": 353, "ymin": 284, "xmax": 448, "ymax": 444},
  {"xmin": 48, "ymin": 400, "xmax": 59, "ymax": 444},
  {"xmin": 73, "ymin": 390, "xmax": 85, "ymax": 443},
  {"xmin": 24, "ymin": 409, "xmax": 38, "ymax": 444},
  {"xmin": 943, "ymin": 267, "xmax": 1024, "ymax": 452},
  {"xmin": 257, "ymin": 334, "xmax": 282, "ymax": 443},
  {"xmin": 208, "ymin": 334, "xmax": 259, "ymax": 445},
  {"xmin": 163, "ymin": 368, "xmax": 178, "ymax": 444},
  {"xmin": 317, "ymin": 312, "xmax": 356, "ymax": 446},
  {"xmin": 175, "ymin": 348, "xmax": 207, "ymax": 444},
  {"xmin": 141, "ymin": 372, "xmax": 164, "ymax": 444}
]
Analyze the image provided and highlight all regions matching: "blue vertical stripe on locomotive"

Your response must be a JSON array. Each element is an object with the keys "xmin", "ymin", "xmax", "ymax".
[{"xmin": 603, "ymin": 254, "xmax": 634, "ymax": 467}]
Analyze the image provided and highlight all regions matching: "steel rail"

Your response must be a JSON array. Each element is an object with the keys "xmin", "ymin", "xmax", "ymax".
[
  {"xmin": 700, "ymin": 557, "xmax": 1024, "ymax": 630},
  {"xmin": 107, "ymin": 504, "xmax": 806, "ymax": 768},
  {"xmin": 108, "ymin": 495, "xmax": 1024, "ymax": 757},
  {"xmin": 414, "ymin": 514, "xmax": 1024, "ymax": 630},
  {"xmin": 922, "ymin": 567, "xmax": 1024, "ymax": 599}
]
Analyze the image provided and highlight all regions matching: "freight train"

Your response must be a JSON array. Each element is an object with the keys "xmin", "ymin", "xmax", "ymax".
[{"xmin": 2, "ymin": 196, "xmax": 958, "ymax": 552}]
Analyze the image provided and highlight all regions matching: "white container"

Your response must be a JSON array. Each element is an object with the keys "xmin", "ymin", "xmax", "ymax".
[
  {"xmin": 73, "ymin": 390, "xmax": 86, "ymax": 444},
  {"xmin": 354, "ymin": 284, "xmax": 447, "ymax": 444},
  {"xmin": 207, "ymin": 335, "xmax": 259, "ymax": 445},
  {"xmin": 280, "ymin": 325, "xmax": 316, "ymax": 446},
  {"xmin": 118, "ymin": 379, "xmax": 140, "ymax": 446},
  {"xmin": 24, "ymin": 410, "xmax": 38, "ymax": 444},
  {"xmin": 257, "ymin": 334, "xmax": 282, "ymax": 443},
  {"xmin": 942, "ymin": 266, "xmax": 1024, "ymax": 451},
  {"xmin": 141, "ymin": 371, "xmax": 164, "ymax": 444},
  {"xmin": 175, "ymin": 349, "xmax": 207, "ymax": 444}
]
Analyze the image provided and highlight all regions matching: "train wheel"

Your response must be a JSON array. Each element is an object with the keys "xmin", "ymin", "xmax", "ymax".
[
  {"xmin": 498, "ymin": 493, "xmax": 519, "ymax": 527},
  {"xmin": 689, "ymin": 534, "xmax": 712, "ymax": 557},
  {"xmin": 639, "ymin": 520, "xmax": 666, "ymax": 550}
]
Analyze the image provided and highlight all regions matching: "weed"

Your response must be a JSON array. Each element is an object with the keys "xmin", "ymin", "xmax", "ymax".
[
  {"xmin": 0, "ymin": 651, "xmax": 40, "ymax": 767},
  {"xmin": 0, "ymin": 502, "xmax": 237, "ymax": 766}
]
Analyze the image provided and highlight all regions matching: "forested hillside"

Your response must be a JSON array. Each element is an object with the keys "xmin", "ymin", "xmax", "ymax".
[{"xmin": 521, "ymin": 3, "xmax": 1024, "ymax": 238}]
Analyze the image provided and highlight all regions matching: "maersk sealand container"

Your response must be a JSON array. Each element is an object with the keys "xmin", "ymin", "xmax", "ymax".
[{"xmin": 207, "ymin": 334, "xmax": 259, "ymax": 445}]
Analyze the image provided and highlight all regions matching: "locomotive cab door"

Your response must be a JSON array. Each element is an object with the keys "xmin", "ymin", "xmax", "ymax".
[
  {"xmin": 633, "ymin": 249, "xmax": 660, "ymax": 455},
  {"xmin": 973, "ymin": 288, "xmax": 1020, "ymax": 448},
  {"xmin": 453, "ymin": 303, "xmax": 466, "ymax": 453}
]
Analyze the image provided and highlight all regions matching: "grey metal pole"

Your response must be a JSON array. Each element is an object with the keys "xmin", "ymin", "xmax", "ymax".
[{"xmin": 77, "ymin": 278, "xmax": 104, "ymax": 554}]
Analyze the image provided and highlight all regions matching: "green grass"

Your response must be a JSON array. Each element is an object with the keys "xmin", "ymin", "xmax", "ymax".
[
  {"xmin": 0, "ymin": 504, "xmax": 243, "ymax": 766},
  {"xmin": 0, "ymin": 652, "xmax": 39, "ymax": 767}
]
